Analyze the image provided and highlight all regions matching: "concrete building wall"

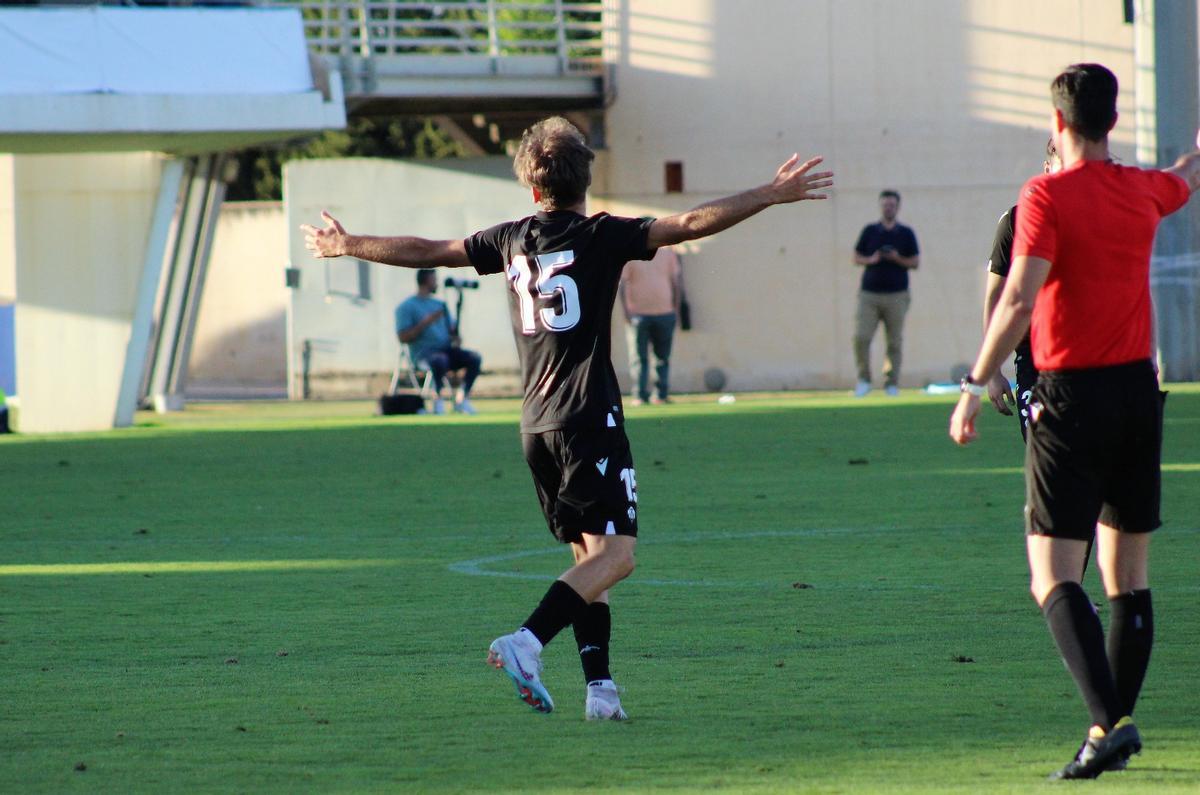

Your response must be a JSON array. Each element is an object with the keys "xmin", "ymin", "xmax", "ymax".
[
  {"xmin": 278, "ymin": 1, "xmax": 1141, "ymax": 397},
  {"xmin": 186, "ymin": 201, "xmax": 289, "ymax": 398},
  {"xmin": 595, "ymin": 0, "xmax": 1138, "ymax": 390},
  {"xmin": 10, "ymin": 152, "xmax": 163, "ymax": 431},
  {"xmin": 283, "ymin": 157, "xmax": 527, "ymax": 398}
]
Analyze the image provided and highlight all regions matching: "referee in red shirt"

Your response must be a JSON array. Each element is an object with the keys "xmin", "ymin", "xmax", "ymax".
[{"xmin": 950, "ymin": 63, "xmax": 1199, "ymax": 779}]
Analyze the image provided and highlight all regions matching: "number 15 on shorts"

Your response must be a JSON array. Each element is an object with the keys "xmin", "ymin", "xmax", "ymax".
[{"xmin": 619, "ymin": 468, "xmax": 637, "ymax": 503}]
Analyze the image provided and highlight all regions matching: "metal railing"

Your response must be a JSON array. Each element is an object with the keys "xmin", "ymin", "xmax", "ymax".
[{"xmin": 266, "ymin": 0, "xmax": 604, "ymax": 75}]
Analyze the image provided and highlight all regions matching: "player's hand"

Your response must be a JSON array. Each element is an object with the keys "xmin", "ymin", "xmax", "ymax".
[
  {"xmin": 769, "ymin": 154, "xmax": 833, "ymax": 203},
  {"xmin": 300, "ymin": 211, "xmax": 348, "ymax": 258},
  {"xmin": 949, "ymin": 393, "xmax": 981, "ymax": 445},
  {"xmin": 987, "ymin": 373, "xmax": 1014, "ymax": 416}
]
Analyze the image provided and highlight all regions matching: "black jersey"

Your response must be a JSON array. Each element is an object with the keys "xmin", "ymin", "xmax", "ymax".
[
  {"xmin": 986, "ymin": 205, "xmax": 1033, "ymax": 362},
  {"xmin": 464, "ymin": 210, "xmax": 656, "ymax": 432}
]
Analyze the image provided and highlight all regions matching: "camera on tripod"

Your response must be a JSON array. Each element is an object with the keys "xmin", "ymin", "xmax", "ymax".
[{"xmin": 444, "ymin": 277, "xmax": 479, "ymax": 290}]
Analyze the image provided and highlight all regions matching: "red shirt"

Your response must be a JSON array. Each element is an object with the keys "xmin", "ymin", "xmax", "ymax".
[{"xmin": 1013, "ymin": 160, "xmax": 1189, "ymax": 371}]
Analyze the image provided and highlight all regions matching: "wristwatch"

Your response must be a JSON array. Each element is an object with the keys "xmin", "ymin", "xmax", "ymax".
[{"xmin": 960, "ymin": 374, "xmax": 987, "ymax": 397}]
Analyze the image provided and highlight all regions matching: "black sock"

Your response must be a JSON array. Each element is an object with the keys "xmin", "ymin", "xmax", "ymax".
[
  {"xmin": 1041, "ymin": 581, "xmax": 1123, "ymax": 730},
  {"xmin": 1107, "ymin": 589, "xmax": 1154, "ymax": 717},
  {"xmin": 521, "ymin": 580, "xmax": 587, "ymax": 647},
  {"xmin": 572, "ymin": 602, "xmax": 612, "ymax": 684}
]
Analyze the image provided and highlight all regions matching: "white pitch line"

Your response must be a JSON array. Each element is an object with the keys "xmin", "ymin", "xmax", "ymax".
[
  {"xmin": 446, "ymin": 524, "xmax": 1200, "ymax": 589},
  {"xmin": 448, "ymin": 526, "xmax": 930, "ymax": 589}
]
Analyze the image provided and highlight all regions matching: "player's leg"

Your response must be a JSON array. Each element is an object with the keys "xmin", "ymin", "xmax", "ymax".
[
  {"xmin": 486, "ymin": 433, "xmax": 583, "ymax": 714},
  {"xmin": 569, "ymin": 539, "xmax": 627, "ymax": 720},
  {"xmin": 853, "ymin": 292, "xmax": 879, "ymax": 395},
  {"xmin": 553, "ymin": 425, "xmax": 639, "ymax": 719},
  {"xmin": 880, "ymin": 290, "xmax": 910, "ymax": 393},
  {"xmin": 559, "ymin": 534, "xmax": 636, "ymax": 603},
  {"xmin": 648, "ymin": 314, "xmax": 675, "ymax": 403}
]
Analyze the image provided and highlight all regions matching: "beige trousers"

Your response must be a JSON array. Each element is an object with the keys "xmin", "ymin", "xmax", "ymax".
[{"xmin": 854, "ymin": 289, "xmax": 911, "ymax": 387}]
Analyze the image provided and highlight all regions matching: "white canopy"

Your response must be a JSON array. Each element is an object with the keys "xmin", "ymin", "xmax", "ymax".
[
  {"xmin": 0, "ymin": 7, "xmax": 313, "ymax": 95},
  {"xmin": 0, "ymin": 7, "xmax": 344, "ymax": 153}
]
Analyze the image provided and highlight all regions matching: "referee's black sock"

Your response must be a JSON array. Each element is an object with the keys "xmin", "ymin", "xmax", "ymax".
[
  {"xmin": 521, "ymin": 579, "xmax": 588, "ymax": 648},
  {"xmin": 572, "ymin": 601, "xmax": 612, "ymax": 684},
  {"xmin": 1107, "ymin": 589, "xmax": 1154, "ymax": 717},
  {"xmin": 1042, "ymin": 581, "xmax": 1123, "ymax": 730}
]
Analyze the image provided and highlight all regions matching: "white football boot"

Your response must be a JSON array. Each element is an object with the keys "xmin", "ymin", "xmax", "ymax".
[
  {"xmin": 487, "ymin": 631, "xmax": 554, "ymax": 714},
  {"xmin": 584, "ymin": 680, "xmax": 628, "ymax": 721}
]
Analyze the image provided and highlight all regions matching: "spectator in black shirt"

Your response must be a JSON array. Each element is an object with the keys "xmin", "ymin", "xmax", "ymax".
[
  {"xmin": 852, "ymin": 190, "xmax": 920, "ymax": 396},
  {"xmin": 301, "ymin": 116, "xmax": 833, "ymax": 721}
]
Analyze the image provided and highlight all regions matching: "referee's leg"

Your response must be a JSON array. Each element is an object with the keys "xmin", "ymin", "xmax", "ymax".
[
  {"xmin": 1096, "ymin": 525, "xmax": 1154, "ymax": 719},
  {"xmin": 1028, "ymin": 533, "xmax": 1125, "ymax": 731}
]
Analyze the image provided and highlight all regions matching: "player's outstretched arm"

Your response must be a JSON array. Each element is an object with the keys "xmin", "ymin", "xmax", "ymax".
[
  {"xmin": 1162, "ymin": 128, "xmax": 1200, "ymax": 192},
  {"xmin": 646, "ymin": 155, "xmax": 832, "ymax": 249},
  {"xmin": 300, "ymin": 211, "xmax": 472, "ymax": 268},
  {"xmin": 1165, "ymin": 150, "xmax": 1200, "ymax": 193}
]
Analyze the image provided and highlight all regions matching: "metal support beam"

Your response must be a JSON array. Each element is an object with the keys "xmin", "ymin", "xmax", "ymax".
[
  {"xmin": 145, "ymin": 154, "xmax": 229, "ymax": 412},
  {"xmin": 114, "ymin": 157, "xmax": 185, "ymax": 427}
]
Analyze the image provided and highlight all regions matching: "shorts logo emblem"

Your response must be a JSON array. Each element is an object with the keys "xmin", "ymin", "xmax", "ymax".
[
  {"xmin": 1029, "ymin": 400, "xmax": 1043, "ymax": 423},
  {"xmin": 596, "ymin": 458, "xmax": 609, "ymax": 476},
  {"xmin": 627, "ymin": 507, "xmax": 636, "ymax": 521}
]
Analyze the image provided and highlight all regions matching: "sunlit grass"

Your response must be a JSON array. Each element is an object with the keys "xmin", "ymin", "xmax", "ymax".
[{"xmin": 0, "ymin": 559, "xmax": 400, "ymax": 577}]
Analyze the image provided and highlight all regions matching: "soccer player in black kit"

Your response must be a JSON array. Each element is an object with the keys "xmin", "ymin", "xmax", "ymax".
[
  {"xmin": 302, "ymin": 117, "xmax": 832, "ymax": 719},
  {"xmin": 982, "ymin": 139, "xmax": 1060, "ymax": 437}
]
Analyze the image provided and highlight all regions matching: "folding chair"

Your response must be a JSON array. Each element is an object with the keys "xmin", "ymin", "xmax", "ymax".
[{"xmin": 388, "ymin": 344, "xmax": 436, "ymax": 398}]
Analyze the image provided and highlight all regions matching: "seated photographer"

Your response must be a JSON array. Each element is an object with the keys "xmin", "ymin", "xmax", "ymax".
[{"xmin": 395, "ymin": 268, "xmax": 481, "ymax": 415}]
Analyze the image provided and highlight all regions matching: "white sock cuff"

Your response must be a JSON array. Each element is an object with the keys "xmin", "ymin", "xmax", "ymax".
[{"xmin": 517, "ymin": 627, "xmax": 544, "ymax": 654}]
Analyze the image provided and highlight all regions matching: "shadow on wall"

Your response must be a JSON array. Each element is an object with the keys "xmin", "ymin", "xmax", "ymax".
[
  {"xmin": 604, "ymin": 0, "xmax": 1135, "ymax": 391},
  {"xmin": 186, "ymin": 311, "xmax": 287, "ymax": 399}
]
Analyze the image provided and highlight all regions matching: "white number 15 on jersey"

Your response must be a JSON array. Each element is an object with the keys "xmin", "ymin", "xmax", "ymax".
[{"xmin": 507, "ymin": 251, "xmax": 581, "ymax": 334}]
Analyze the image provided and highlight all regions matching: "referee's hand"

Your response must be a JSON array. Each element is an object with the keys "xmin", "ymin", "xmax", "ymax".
[{"xmin": 949, "ymin": 393, "xmax": 981, "ymax": 445}]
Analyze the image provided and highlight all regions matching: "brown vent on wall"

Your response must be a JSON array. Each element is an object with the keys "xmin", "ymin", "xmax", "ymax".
[{"xmin": 664, "ymin": 161, "xmax": 684, "ymax": 193}]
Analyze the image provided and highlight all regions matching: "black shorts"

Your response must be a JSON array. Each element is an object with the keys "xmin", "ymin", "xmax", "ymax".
[
  {"xmin": 1013, "ymin": 350, "xmax": 1039, "ymax": 444},
  {"xmin": 1024, "ymin": 360, "xmax": 1165, "ymax": 540},
  {"xmin": 521, "ymin": 426, "xmax": 639, "ymax": 544}
]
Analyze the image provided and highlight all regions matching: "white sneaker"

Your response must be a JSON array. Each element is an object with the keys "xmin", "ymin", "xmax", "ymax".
[
  {"xmin": 432, "ymin": 398, "xmax": 446, "ymax": 415},
  {"xmin": 854, "ymin": 381, "xmax": 871, "ymax": 398},
  {"xmin": 884, "ymin": 385, "xmax": 900, "ymax": 397},
  {"xmin": 584, "ymin": 680, "xmax": 628, "ymax": 721},
  {"xmin": 455, "ymin": 397, "xmax": 478, "ymax": 415},
  {"xmin": 487, "ymin": 631, "xmax": 554, "ymax": 713}
]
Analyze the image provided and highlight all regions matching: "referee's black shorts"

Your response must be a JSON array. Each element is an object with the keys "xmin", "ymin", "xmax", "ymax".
[
  {"xmin": 522, "ymin": 426, "xmax": 639, "ymax": 545},
  {"xmin": 1024, "ymin": 359, "xmax": 1165, "ymax": 540}
]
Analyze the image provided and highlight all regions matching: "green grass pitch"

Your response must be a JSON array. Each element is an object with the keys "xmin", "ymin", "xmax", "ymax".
[{"xmin": 2, "ymin": 389, "xmax": 1198, "ymax": 793}]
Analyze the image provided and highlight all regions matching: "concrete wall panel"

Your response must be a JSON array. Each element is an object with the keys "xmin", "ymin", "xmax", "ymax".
[
  {"xmin": 12, "ymin": 152, "xmax": 162, "ymax": 431},
  {"xmin": 187, "ymin": 201, "xmax": 289, "ymax": 397}
]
